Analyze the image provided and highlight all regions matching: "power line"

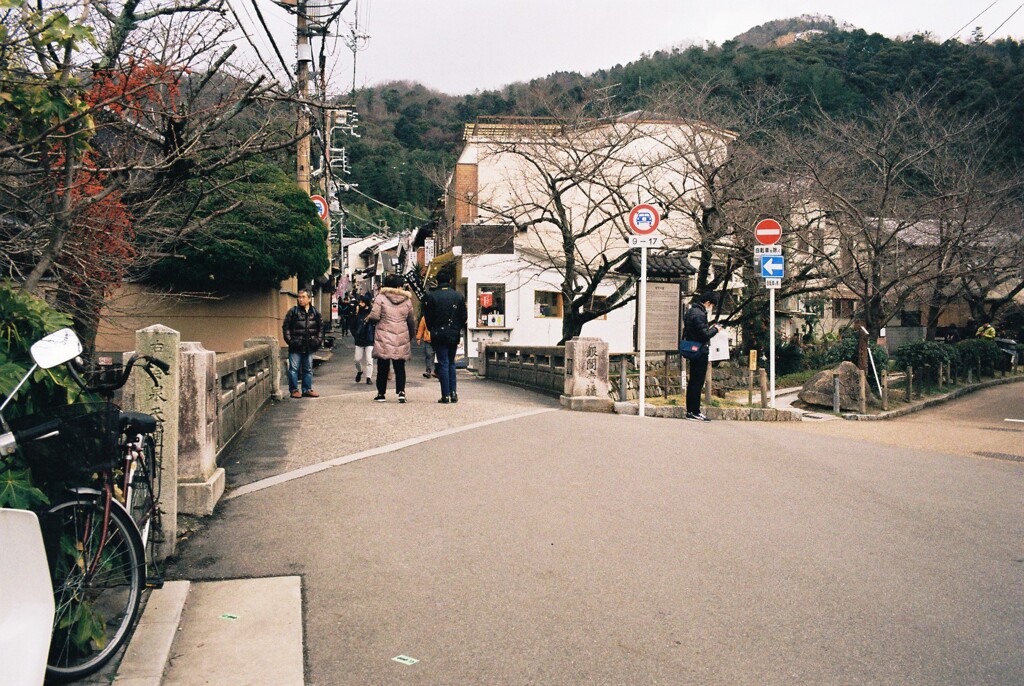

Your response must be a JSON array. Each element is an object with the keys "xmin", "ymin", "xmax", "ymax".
[
  {"xmin": 343, "ymin": 209, "xmax": 389, "ymax": 233},
  {"xmin": 224, "ymin": 0, "xmax": 283, "ymax": 83},
  {"xmin": 346, "ymin": 185, "xmax": 429, "ymax": 222},
  {"xmin": 948, "ymin": 0, "xmax": 1000, "ymax": 40},
  {"xmin": 248, "ymin": 0, "xmax": 295, "ymax": 89},
  {"xmin": 982, "ymin": 2, "xmax": 1024, "ymax": 41}
]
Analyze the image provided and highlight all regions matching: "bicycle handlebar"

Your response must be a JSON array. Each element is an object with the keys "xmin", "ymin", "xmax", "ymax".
[
  {"xmin": 67, "ymin": 354, "xmax": 169, "ymax": 396},
  {"xmin": 0, "ymin": 418, "xmax": 61, "ymax": 460},
  {"xmin": 13, "ymin": 418, "xmax": 61, "ymax": 444}
]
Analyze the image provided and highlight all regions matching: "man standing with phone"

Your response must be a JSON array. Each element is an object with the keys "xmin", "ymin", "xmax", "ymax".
[{"xmin": 682, "ymin": 292, "xmax": 719, "ymax": 421}]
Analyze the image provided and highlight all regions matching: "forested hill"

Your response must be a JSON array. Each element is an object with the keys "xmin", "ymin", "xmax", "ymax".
[{"xmin": 340, "ymin": 19, "xmax": 1024, "ymax": 235}]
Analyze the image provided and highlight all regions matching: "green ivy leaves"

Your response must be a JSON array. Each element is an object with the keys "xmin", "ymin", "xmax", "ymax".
[{"xmin": 0, "ymin": 465, "xmax": 49, "ymax": 508}]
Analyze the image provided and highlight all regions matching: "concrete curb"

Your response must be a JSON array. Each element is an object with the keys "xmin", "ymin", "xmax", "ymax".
[
  {"xmin": 841, "ymin": 374, "xmax": 1024, "ymax": 421},
  {"xmin": 113, "ymin": 580, "xmax": 190, "ymax": 685},
  {"xmin": 609, "ymin": 374, "xmax": 1023, "ymax": 422},
  {"xmin": 612, "ymin": 401, "xmax": 801, "ymax": 421}
]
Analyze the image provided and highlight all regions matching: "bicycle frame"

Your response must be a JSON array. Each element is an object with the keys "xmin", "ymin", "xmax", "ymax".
[{"xmin": 1, "ymin": 327, "xmax": 167, "ymax": 680}]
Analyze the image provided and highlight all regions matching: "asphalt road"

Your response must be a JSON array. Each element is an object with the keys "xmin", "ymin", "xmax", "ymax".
[{"xmin": 167, "ymin": 374, "xmax": 1024, "ymax": 685}]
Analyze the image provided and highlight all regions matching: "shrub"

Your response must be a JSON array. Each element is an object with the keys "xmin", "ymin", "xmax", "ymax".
[
  {"xmin": 892, "ymin": 341, "xmax": 956, "ymax": 385},
  {"xmin": 776, "ymin": 342, "xmax": 804, "ymax": 376},
  {"xmin": 820, "ymin": 335, "xmax": 889, "ymax": 370},
  {"xmin": 801, "ymin": 344, "xmax": 830, "ymax": 371},
  {"xmin": 956, "ymin": 338, "xmax": 1006, "ymax": 376}
]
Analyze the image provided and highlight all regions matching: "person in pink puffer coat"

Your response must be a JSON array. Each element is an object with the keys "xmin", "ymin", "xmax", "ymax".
[{"xmin": 366, "ymin": 273, "xmax": 417, "ymax": 403}]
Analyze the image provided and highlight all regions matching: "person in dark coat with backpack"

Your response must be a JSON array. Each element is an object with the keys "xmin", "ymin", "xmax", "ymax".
[
  {"xmin": 282, "ymin": 288, "xmax": 323, "ymax": 398},
  {"xmin": 352, "ymin": 292, "xmax": 375, "ymax": 385},
  {"xmin": 422, "ymin": 270, "xmax": 467, "ymax": 403},
  {"xmin": 681, "ymin": 292, "xmax": 719, "ymax": 421}
]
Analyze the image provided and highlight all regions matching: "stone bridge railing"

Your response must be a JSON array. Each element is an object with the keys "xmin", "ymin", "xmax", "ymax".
[
  {"xmin": 478, "ymin": 339, "xmax": 614, "ymax": 412},
  {"xmin": 216, "ymin": 339, "xmax": 279, "ymax": 451},
  {"xmin": 479, "ymin": 343, "xmax": 566, "ymax": 396},
  {"xmin": 123, "ymin": 327, "xmax": 282, "ymax": 560}
]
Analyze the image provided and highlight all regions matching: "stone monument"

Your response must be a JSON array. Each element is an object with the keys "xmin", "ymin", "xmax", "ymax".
[{"xmin": 561, "ymin": 337, "xmax": 613, "ymax": 412}]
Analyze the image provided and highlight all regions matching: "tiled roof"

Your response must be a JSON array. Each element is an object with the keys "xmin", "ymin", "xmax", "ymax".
[{"xmin": 616, "ymin": 251, "xmax": 696, "ymax": 278}]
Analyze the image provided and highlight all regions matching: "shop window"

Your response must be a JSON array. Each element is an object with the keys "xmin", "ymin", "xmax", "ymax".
[
  {"xmin": 535, "ymin": 291, "xmax": 563, "ymax": 318},
  {"xmin": 476, "ymin": 283, "xmax": 506, "ymax": 327}
]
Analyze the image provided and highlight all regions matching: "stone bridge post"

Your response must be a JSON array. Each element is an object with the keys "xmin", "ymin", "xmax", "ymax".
[
  {"xmin": 177, "ymin": 342, "xmax": 224, "ymax": 516},
  {"xmin": 561, "ymin": 337, "xmax": 613, "ymax": 412},
  {"xmin": 124, "ymin": 325, "xmax": 180, "ymax": 560}
]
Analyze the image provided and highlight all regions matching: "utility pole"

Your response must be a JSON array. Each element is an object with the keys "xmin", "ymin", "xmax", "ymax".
[{"xmin": 296, "ymin": 0, "xmax": 311, "ymax": 194}]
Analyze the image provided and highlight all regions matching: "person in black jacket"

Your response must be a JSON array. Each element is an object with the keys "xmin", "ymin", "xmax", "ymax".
[
  {"xmin": 681, "ymin": 292, "xmax": 719, "ymax": 421},
  {"xmin": 352, "ymin": 292, "xmax": 375, "ymax": 385},
  {"xmin": 283, "ymin": 289, "xmax": 323, "ymax": 398},
  {"xmin": 422, "ymin": 270, "xmax": 467, "ymax": 403}
]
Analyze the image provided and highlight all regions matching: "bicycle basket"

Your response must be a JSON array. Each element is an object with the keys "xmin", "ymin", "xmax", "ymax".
[{"xmin": 10, "ymin": 401, "xmax": 122, "ymax": 479}]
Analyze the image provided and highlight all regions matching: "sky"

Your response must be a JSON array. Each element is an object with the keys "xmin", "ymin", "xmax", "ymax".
[{"xmin": 239, "ymin": 0, "xmax": 1024, "ymax": 96}]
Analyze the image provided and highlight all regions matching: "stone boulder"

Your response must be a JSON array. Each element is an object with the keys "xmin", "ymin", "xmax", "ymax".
[{"xmin": 798, "ymin": 361, "xmax": 876, "ymax": 411}]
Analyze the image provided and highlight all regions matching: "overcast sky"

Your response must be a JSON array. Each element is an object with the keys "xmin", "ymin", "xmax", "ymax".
[{"xmin": 243, "ymin": 0, "xmax": 1024, "ymax": 95}]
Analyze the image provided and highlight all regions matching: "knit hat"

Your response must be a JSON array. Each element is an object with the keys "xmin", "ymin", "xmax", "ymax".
[{"xmin": 699, "ymin": 292, "xmax": 720, "ymax": 307}]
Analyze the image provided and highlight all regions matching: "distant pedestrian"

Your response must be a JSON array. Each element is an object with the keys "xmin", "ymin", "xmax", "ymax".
[
  {"xmin": 976, "ymin": 322, "xmax": 996, "ymax": 339},
  {"xmin": 423, "ymin": 269, "xmax": 467, "ymax": 404},
  {"xmin": 352, "ymin": 292, "xmax": 375, "ymax": 385},
  {"xmin": 282, "ymin": 288, "xmax": 323, "ymax": 399},
  {"xmin": 681, "ymin": 292, "xmax": 719, "ymax": 421},
  {"xmin": 338, "ymin": 294, "xmax": 353, "ymax": 336},
  {"xmin": 366, "ymin": 274, "xmax": 416, "ymax": 403},
  {"xmin": 416, "ymin": 315, "xmax": 435, "ymax": 378}
]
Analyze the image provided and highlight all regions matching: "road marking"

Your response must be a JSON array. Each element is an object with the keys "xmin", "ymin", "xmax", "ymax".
[
  {"xmin": 392, "ymin": 655, "xmax": 419, "ymax": 665},
  {"xmin": 224, "ymin": 408, "xmax": 559, "ymax": 500},
  {"xmin": 1006, "ymin": 419, "xmax": 1024, "ymax": 423}
]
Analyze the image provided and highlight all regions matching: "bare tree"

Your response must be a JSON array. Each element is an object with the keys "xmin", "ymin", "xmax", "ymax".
[
  {"xmin": 463, "ymin": 93, "xmax": 731, "ymax": 343},
  {"xmin": 775, "ymin": 90, "xmax": 1018, "ymax": 339},
  {"xmin": 646, "ymin": 81, "xmax": 813, "ymax": 331},
  {"xmin": 0, "ymin": 0, "xmax": 303, "ymax": 348},
  {"xmin": 913, "ymin": 119, "xmax": 1024, "ymax": 334}
]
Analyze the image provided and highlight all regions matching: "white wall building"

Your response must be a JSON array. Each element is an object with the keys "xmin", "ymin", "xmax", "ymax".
[{"xmin": 435, "ymin": 115, "xmax": 734, "ymax": 367}]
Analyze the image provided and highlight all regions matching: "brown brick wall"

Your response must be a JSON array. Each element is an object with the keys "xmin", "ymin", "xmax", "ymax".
[
  {"xmin": 439, "ymin": 162, "xmax": 478, "ymax": 254},
  {"xmin": 454, "ymin": 162, "xmax": 478, "ymax": 227}
]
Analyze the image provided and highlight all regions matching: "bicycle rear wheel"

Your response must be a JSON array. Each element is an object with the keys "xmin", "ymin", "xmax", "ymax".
[{"xmin": 43, "ymin": 496, "xmax": 144, "ymax": 682}]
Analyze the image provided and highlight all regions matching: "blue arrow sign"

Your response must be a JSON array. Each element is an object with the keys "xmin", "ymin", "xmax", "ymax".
[{"xmin": 760, "ymin": 255, "xmax": 784, "ymax": 278}]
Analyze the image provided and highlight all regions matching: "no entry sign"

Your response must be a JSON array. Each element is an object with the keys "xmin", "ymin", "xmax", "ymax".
[
  {"xmin": 629, "ymin": 204, "xmax": 661, "ymax": 235},
  {"xmin": 754, "ymin": 218, "xmax": 782, "ymax": 245}
]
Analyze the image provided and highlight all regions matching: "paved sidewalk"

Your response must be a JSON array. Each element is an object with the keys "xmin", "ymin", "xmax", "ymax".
[{"xmin": 110, "ymin": 335, "xmax": 559, "ymax": 685}]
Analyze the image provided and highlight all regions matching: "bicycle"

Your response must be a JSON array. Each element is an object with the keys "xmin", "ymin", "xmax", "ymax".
[{"xmin": 0, "ymin": 327, "xmax": 168, "ymax": 682}]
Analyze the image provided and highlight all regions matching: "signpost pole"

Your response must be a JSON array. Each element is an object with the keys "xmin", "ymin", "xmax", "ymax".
[
  {"xmin": 755, "ymin": 217, "xmax": 783, "ymax": 409},
  {"xmin": 769, "ymin": 287, "xmax": 776, "ymax": 408},
  {"xmin": 626, "ymin": 203, "xmax": 661, "ymax": 419},
  {"xmin": 639, "ymin": 246, "xmax": 648, "ymax": 417}
]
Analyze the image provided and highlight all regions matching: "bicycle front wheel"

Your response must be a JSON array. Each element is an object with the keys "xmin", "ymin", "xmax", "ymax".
[{"xmin": 43, "ymin": 496, "xmax": 145, "ymax": 682}]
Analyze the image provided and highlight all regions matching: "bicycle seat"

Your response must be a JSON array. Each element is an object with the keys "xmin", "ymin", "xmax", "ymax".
[{"xmin": 120, "ymin": 411, "xmax": 157, "ymax": 435}]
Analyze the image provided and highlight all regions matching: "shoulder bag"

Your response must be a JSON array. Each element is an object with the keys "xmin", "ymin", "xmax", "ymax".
[{"xmin": 679, "ymin": 339, "xmax": 708, "ymax": 360}]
